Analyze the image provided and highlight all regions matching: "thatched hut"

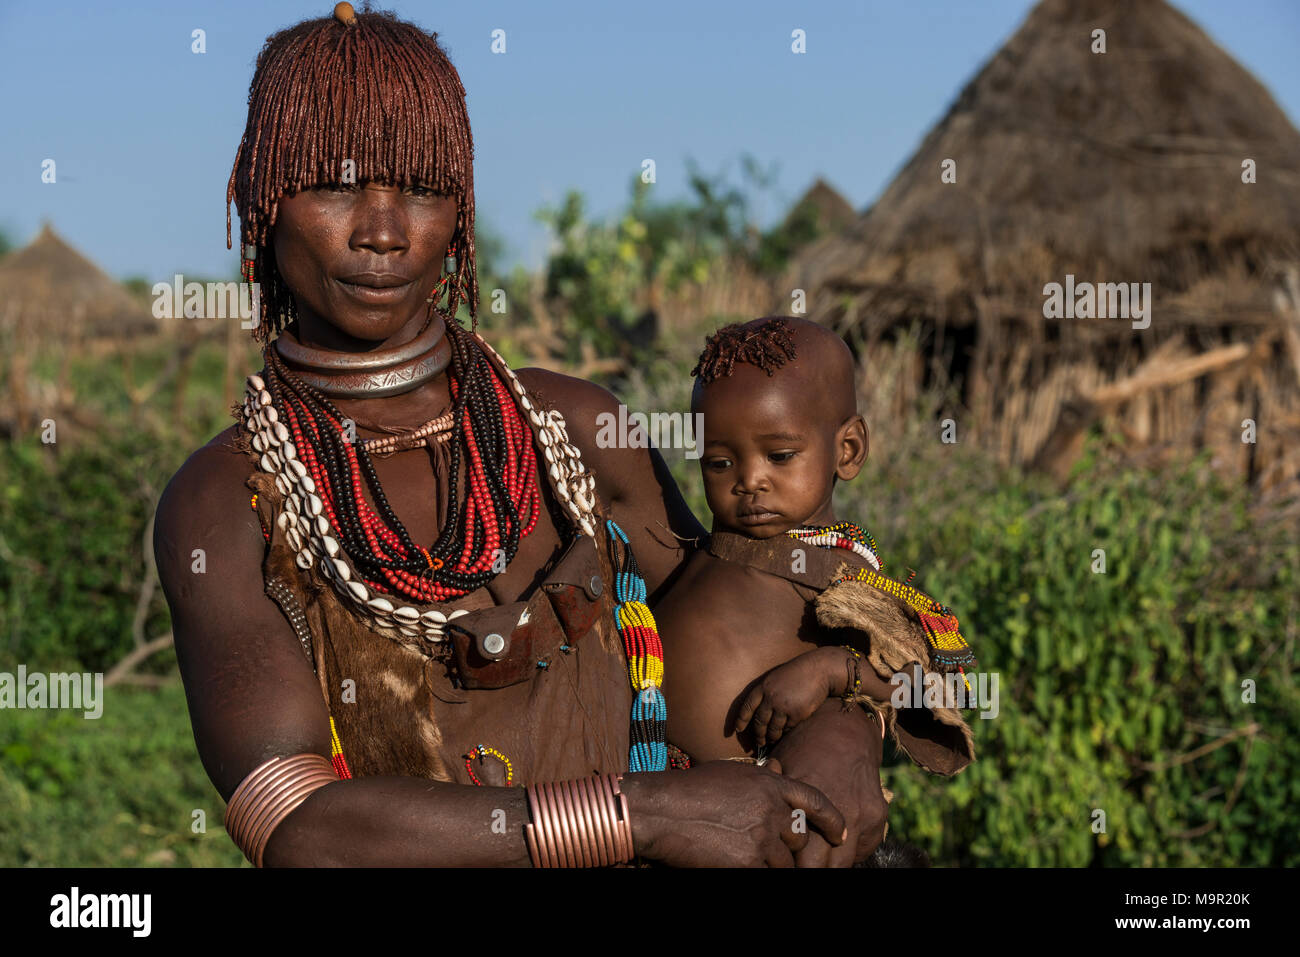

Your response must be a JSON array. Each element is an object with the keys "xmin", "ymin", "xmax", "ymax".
[
  {"xmin": 0, "ymin": 223, "xmax": 157, "ymax": 342},
  {"xmin": 782, "ymin": 178, "xmax": 855, "ymax": 236},
  {"xmin": 786, "ymin": 0, "xmax": 1300, "ymax": 490},
  {"xmin": 0, "ymin": 224, "xmax": 160, "ymax": 438}
]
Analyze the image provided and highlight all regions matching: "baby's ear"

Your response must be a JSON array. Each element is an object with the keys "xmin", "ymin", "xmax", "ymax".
[{"xmin": 835, "ymin": 415, "xmax": 869, "ymax": 480}]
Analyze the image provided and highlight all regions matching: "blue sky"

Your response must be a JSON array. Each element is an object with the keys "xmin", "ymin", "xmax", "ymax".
[{"xmin": 2, "ymin": 0, "xmax": 1297, "ymax": 282}]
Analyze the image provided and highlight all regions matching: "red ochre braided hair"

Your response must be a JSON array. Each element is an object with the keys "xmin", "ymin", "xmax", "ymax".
[
  {"xmin": 690, "ymin": 317, "xmax": 799, "ymax": 384},
  {"xmin": 226, "ymin": 6, "xmax": 479, "ymax": 340}
]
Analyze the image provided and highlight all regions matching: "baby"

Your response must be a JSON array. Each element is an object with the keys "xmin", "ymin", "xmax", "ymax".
[{"xmin": 657, "ymin": 317, "xmax": 976, "ymax": 782}]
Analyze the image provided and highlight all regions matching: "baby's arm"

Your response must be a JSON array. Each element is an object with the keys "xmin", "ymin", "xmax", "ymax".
[{"xmin": 735, "ymin": 645, "xmax": 895, "ymax": 748}]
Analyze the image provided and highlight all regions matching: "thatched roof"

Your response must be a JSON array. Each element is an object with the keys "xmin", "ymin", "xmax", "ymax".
[
  {"xmin": 0, "ymin": 223, "xmax": 157, "ymax": 340},
  {"xmin": 784, "ymin": 0, "xmax": 1300, "ymax": 487},
  {"xmin": 788, "ymin": 0, "xmax": 1300, "ymax": 339},
  {"xmin": 781, "ymin": 178, "xmax": 856, "ymax": 236}
]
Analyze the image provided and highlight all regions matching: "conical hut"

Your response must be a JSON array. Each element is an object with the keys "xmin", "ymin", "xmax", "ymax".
[
  {"xmin": 0, "ymin": 223, "xmax": 157, "ymax": 343},
  {"xmin": 0, "ymin": 224, "xmax": 159, "ymax": 438},
  {"xmin": 781, "ymin": 178, "xmax": 856, "ymax": 237},
  {"xmin": 786, "ymin": 0, "xmax": 1300, "ymax": 489}
]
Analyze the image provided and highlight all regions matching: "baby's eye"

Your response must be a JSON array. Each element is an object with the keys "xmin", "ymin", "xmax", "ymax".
[
  {"xmin": 769, "ymin": 451, "xmax": 797, "ymax": 463},
  {"xmin": 705, "ymin": 458, "xmax": 732, "ymax": 472}
]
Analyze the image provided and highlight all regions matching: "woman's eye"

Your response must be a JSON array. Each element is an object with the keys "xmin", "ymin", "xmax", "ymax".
[{"xmin": 405, "ymin": 184, "xmax": 438, "ymax": 197}]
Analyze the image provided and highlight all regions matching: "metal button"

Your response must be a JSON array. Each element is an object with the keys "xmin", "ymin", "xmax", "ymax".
[
  {"xmin": 589, "ymin": 575, "xmax": 603, "ymax": 597},
  {"xmin": 483, "ymin": 632, "xmax": 506, "ymax": 655}
]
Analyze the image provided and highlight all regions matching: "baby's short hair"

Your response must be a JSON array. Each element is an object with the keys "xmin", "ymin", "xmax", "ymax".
[{"xmin": 690, "ymin": 318, "xmax": 798, "ymax": 384}]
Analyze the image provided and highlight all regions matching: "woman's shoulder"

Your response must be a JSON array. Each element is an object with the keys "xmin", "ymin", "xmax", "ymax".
[
  {"xmin": 512, "ymin": 366, "xmax": 620, "ymax": 420},
  {"xmin": 154, "ymin": 425, "xmax": 262, "ymax": 569}
]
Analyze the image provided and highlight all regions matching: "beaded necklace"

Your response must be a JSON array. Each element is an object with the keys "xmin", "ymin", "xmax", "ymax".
[
  {"xmin": 241, "ymin": 320, "xmax": 599, "ymax": 643},
  {"xmin": 786, "ymin": 521, "xmax": 883, "ymax": 570}
]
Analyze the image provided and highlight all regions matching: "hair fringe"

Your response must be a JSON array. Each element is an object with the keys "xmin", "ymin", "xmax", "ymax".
[{"xmin": 227, "ymin": 9, "xmax": 478, "ymax": 340}]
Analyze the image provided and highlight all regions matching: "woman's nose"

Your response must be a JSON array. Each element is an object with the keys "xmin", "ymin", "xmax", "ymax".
[{"xmin": 350, "ymin": 185, "xmax": 409, "ymax": 255}]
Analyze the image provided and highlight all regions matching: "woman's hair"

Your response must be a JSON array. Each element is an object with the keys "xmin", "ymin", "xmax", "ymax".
[{"xmin": 227, "ymin": 8, "xmax": 478, "ymax": 339}]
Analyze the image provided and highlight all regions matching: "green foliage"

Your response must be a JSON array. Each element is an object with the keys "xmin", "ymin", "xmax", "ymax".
[
  {"xmin": 0, "ymin": 685, "xmax": 245, "ymax": 867},
  {"xmin": 827, "ymin": 441, "xmax": 1300, "ymax": 867}
]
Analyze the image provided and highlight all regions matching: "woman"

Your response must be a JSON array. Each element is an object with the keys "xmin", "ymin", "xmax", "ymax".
[{"xmin": 154, "ymin": 5, "xmax": 885, "ymax": 867}]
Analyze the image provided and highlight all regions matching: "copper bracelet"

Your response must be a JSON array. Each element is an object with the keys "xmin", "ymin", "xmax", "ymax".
[
  {"xmin": 224, "ymin": 753, "xmax": 339, "ymax": 867},
  {"xmin": 523, "ymin": 773, "xmax": 634, "ymax": 867}
]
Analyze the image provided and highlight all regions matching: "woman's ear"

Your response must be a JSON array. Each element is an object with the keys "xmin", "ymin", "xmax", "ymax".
[{"xmin": 835, "ymin": 414, "xmax": 869, "ymax": 481}]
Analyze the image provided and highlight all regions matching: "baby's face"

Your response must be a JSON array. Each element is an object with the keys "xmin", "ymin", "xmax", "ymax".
[{"xmin": 695, "ymin": 367, "xmax": 840, "ymax": 539}]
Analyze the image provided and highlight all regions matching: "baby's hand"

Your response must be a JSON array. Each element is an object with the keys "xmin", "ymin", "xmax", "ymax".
[{"xmin": 735, "ymin": 647, "xmax": 851, "ymax": 748}]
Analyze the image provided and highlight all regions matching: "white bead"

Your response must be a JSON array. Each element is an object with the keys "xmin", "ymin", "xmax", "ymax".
[
  {"xmin": 262, "ymin": 427, "xmax": 280, "ymax": 448},
  {"xmin": 315, "ymin": 514, "xmax": 330, "ymax": 536},
  {"xmin": 421, "ymin": 609, "xmax": 447, "ymax": 625},
  {"xmin": 307, "ymin": 494, "xmax": 323, "ymax": 517},
  {"xmin": 296, "ymin": 550, "xmax": 313, "ymax": 569},
  {"xmin": 447, "ymin": 609, "xmax": 469, "ymax": 620},
  {"xmin": 286, "ymin": 492, "xmax": 301, "ymax": 514},
  {"xmin": 264, "ymin": 406, "xmax": 278, "ymax": 424},
  {"xmin": 346, "ymin": 580, "xmax": 369, "ymax": 602},
  {"xmin": 276, "ymin": 510, "xmax": 289, "ymax": 531},
  {"xmin": 398, "ymin": 625, "xmax": 420, "ymax": 638},
  {"xmin": 368, "ymin": 597, "xmax": 394, "ymax": 615},
  {"xmin": 288, "ymin": 459, "xmax": 308, "ymax": 479},
  {"xmin": 281, "ymin": 442, "xmax": 297, "ymax": 461},
  {"xmin": 286, "ymin": 527, "xmax": 302, "ymax": 551},
  {"xmin": 318, "ymin": 554, "xmax": 334, "ymax": 578},
  {"xmin": 299, "ymin": 474, "xmax": 316, "ymax": 494},
  {"xmin": 253, "ymin": 433, "xmax": 266, "ymax": 453},
  {"xmin": 259, "ymin": 453, "xmax": 278, "ymax": 473},
  {"xmin": 247, "ymin": 374, "xmax": 265, "ymax": 392},
  {"xmin": 258, "ymin": 390, "xmax": 272, "ymax": 407},
  {"xmin": 393, "ymin": 606, "xmax": 419, "ymax": 624},
  {"xmin": 321, "ymin": 535, "xmax": 339, "ymax": 557},
  {"xmin": 273, "ymin": 421, "xmax": 289, "ymax": 442},
  {"xmin": 549, "ymin": 464, "xmax": 563, "ymax": 483},
  {"xmin": 332, "ymin": 558, "xmax": 351, "ymax": 581},
  {"xmin": 275, "ymin": 474, "xmax": 289, "ymax": 496},
  {"xmin": 538, "ymin": 429, "xmax": 553, "ymax": 447},
  {"xmin": 580, "ymin": 519, "xmax": 597, "ymax": 538}
]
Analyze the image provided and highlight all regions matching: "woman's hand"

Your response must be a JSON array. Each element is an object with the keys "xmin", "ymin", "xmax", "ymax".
[
  {"xmin": 619, "ymin": 761, "xmax": 847, "ymax": 867},
  {"xmin": 767, "ymin": 698, "xmax": 889, "ymax": 867},
  {"xmin": 734, "ymin": 646, "xmax": 851, "ymax": 747}
]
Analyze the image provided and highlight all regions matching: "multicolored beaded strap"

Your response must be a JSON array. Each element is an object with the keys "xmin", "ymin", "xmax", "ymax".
[
  {"xmin": 606, "ymin": 519, "xmax": 667, "ymax": 772},
  {"xmin": 831, "ymin": 565, "xmax": 976, "ymax": 688},
  {"xmin": 794, "ymin": 522, "xmax": 976, "ymax": 688},
  {"xmin": 786, "ymin": 521, "xmax": 882, "ymax": 570},
  {"xmin": 329, "ymin": 716, "xmax": 352, "ymax": 780}
]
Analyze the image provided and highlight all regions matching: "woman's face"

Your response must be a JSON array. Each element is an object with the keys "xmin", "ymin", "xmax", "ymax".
[{"xmin": 272, "ymin": 182, "xmax": 459, "ymax": 345}]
